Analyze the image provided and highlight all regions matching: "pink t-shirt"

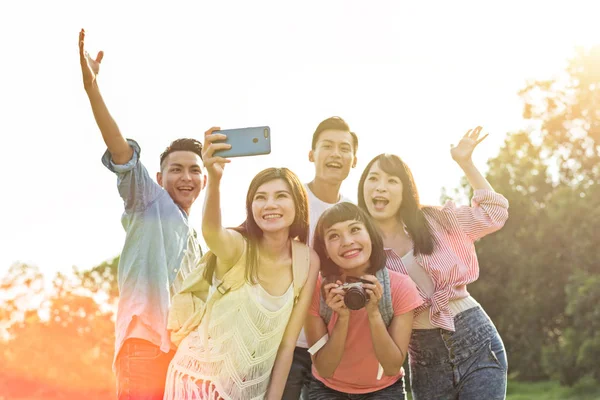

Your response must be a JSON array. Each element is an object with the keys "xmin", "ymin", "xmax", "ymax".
[{"xmin": 308, "ymin": 270, "xmax": 423, "ymax": 393}]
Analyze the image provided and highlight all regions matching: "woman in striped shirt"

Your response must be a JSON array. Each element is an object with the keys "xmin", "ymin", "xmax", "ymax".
[{"xmin": 357, "ymin": 126, "xmax": 509, "ymax": 400}]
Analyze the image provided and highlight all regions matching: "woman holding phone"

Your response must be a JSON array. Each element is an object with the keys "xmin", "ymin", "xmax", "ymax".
[{"xmin": 163, "ymin": 128, "xmax": 320, "ymax": 400}]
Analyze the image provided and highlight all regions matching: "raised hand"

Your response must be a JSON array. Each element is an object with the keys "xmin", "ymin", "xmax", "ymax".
[
  {"xmin": 79, "ymin": 29, "xmax": 104, "ymax": 90},
  {"xmin": 202, "ymin": 127, "xmax": 231, "ymax": 181},
  {"xmin": 450, "ymin": 126, "xmax": 489, "ymax": 165}
]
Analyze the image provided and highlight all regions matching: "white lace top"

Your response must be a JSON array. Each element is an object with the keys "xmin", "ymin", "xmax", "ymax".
[{"xmin": 164, "ymin": 280, "xmax": 294, "ymax": 400}]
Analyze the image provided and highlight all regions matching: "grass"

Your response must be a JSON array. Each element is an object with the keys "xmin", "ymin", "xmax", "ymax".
[
  {"xmin": 506, "ymin": 378, "xmax": 600, "ymax": 400},
  {"xmin": 403, "ymin": 378, "xmax": 600, "ymax": 400}
]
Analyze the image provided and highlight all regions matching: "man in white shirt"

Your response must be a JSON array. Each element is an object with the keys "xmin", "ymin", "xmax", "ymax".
[{"xmin": 282, "ymin": 116, "xmax": 359, "ymax": 400}]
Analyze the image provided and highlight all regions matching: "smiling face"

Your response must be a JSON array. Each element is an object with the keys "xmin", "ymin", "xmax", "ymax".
[
  {"xmin": 324, "ymin": 219, "xmax": 372, "ymax": 274},
  {"xmin": 362, "ymin": 161, "xmax": 403, "ymax": 223},
  {"xmin": 157, "ymin": 150, "xmax": 205, "ymax": 214},
  {"xmin": 251, "ymin": 178, "xmax": 297, "ymax": 235},
  {"xmin": 309, "ymin": 129, "xmax": 357, "ymax": 185}
]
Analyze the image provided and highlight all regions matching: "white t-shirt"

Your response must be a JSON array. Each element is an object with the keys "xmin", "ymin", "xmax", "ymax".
[
  {"xmin": 305, "ymin": 183, "xmax": 353, "ymax": 246},
  {"xmin": 297, "ymin": 183, "xmax": 353, "ymax": 348}
]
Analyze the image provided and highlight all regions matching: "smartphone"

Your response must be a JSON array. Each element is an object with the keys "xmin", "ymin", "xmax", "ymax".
[{"xmin": 212, "ymin": 126, "xmax": 271, "ymax": 158}]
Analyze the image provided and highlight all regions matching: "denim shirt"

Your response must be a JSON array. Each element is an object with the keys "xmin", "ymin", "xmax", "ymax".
[{"xmin": 102, "ymin": 139, "xmax": 200, "ymax": 368}]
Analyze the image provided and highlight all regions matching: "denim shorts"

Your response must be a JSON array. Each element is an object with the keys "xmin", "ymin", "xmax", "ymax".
[
  {"xmin": 308, "ymin": 376, "xmax": 405, "ymax": 400},
  {"xmin": 408, "ymin": 306, "xmax": 507, "ymax": 400}
]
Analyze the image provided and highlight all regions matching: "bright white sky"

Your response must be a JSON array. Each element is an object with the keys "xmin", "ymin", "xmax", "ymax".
[{"xmin": 1, "ymin": 0, "xmax": 599, "ymax": 278}]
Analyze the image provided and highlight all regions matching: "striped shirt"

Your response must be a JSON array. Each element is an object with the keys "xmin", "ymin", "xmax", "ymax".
[{"xmin": 385, "ymin": 189, "xmax": 509, "ymax": 332}]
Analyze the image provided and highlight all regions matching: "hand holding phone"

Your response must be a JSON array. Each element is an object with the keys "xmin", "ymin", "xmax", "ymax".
[
  {"xmin": 202, "ymin": 127, "xmax": 231, "ymax": 180},
  {"xmin": 212, "ymin": 126, "xmax": 271, "ymax": 158}
]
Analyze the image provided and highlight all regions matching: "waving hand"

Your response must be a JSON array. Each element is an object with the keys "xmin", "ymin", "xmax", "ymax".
[
  {"xmin": 451, "ymin": 126, "xmax": 488, "ymax": 165},
  {"xmin": 79, "ymin": 29, "xmax": 104, "ymax": 90}
]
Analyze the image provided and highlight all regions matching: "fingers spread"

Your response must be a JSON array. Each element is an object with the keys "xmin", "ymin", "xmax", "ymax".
[
  {"xmin": 470, "ymin": 126, "xmax": 483, "ymax": 138},
  {"xmin": 475, "ymin": 133, "xmax": 489, "ymax": 145}
]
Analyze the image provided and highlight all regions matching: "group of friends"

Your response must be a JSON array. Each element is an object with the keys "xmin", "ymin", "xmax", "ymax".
[{"xmin": 79, "ymin": 29, "xmax": 510, "ymax": 400}]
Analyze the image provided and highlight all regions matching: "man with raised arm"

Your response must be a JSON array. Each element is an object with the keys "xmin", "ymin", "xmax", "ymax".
[{"xmin": 79, "ymin": 29, "xmax": 206, "ymax": 400}]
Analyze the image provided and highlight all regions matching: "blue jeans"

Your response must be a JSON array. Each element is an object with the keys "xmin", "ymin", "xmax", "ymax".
[
  {"xmin": 282, "ymin": 346, "xmax": 312, "ymax": 400},
  {"xmin": 115, "ymin": 338, "xmax": 176, "ymax": 400},
  {"xmin": 408, "ymin": 306, "xmax": 507, "ymax": 400},
  {"xmin": 308, "ymin": 376, "xmax": 405, "ymax": 399}
]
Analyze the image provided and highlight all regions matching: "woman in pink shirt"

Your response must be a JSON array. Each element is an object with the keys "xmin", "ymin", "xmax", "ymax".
[
  {"xmin": 305, "ymin": 202, "xmax": 423, "ymax": 399},
  {"xmin": 358, "ymin": 127, "xmax": 509, "ymax": 400}
]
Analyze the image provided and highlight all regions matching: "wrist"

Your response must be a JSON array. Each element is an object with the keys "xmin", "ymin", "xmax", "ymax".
[
  {"xmin": 85, "ymin": 83, "xmax": 101, "ymax": 97},
  {"xmin": 207, "ymin": 176, "xmax": 222, "ymax": 186},
  {"xmin": 456, "ymin": 159, "xmax": 475, "ymax": 169},
  {"xmin": 335, "ymin": 313, "xmax": 350, "ymax": 322},
  {"xmin": 367, "ymin": 309, "xmax": 382, "ymax": 321}
]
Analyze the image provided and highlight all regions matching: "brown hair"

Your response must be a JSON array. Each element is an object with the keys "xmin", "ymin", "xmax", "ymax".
[
  {"xmin": 313, "ymin": 202, "xmax": 386, "ymax": 277},
  {"xmin": 311, "ymin": 116, "xmax": 359, "ymax": 155},
  {"xmin": 159, "ymin": 138, "xmax": 203, "ymax": 171},
  {"xmin": 204, "ymin": 167, "xmax": 309, "ymax": 282},
  {"xmin": 358, "ymin": 154, "xmax": 435, "ymax": 255}
]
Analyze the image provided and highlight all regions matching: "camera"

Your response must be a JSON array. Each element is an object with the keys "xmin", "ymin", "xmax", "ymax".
[{"xmin": 323, "ymin": 276, "xmax": 372, "ymax": 310}]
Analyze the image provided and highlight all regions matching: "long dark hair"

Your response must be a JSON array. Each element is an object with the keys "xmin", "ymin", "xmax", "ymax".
[
  {"xmin": 204, "ymin": 167, "xmax": 310, "ymax": 282},
  {"xmin": 357, "ymin": 154, "xmax": 435, "ymax": 255},
  {"xmin": 312, "ymin": 202, "xmax": 387, "ymax": 277}
]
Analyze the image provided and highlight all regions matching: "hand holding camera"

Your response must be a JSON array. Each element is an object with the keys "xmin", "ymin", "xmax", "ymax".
[
  {"xmin": 359, "ymin": 275, "xmax": 383, "ymax": 316},
  {"xmin": 323, "ymin": 279, "xmax": 350, "ymax": 318},
  {"xmin": 323, "ymin": 275, "xmax": 383, "ymax": 313}
]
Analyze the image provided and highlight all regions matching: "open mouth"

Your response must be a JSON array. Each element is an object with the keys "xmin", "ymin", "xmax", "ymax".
[
  {"xmin": 372, "ymin": 196, "xmax": 389, "ymax": 210},
  {"xmin": 325, "ymin": 162, "xmax": 342, "ymax": 169},
  {"xmin": 263, "ymin": 213, "xmax": 283, "ymax": 220},
  {"xmin": 341, "ymin": 249, "xmax": 361, "ymax": 258},
  {"xmin": 178, "ymin": 186, "xmax": 194, "ymax": 192}
]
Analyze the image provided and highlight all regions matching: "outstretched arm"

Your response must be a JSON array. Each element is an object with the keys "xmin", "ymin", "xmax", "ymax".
[
  {"xmin": 79, "ymin": 29, "xmax": 132, "ymax": 165},
  {"xmin": 201, "ymin": 127, "xmax": 245, "ymax": 275},
  {"xmin": 448, "ymin": 126, "xmax": 509, "ymax": 240}
]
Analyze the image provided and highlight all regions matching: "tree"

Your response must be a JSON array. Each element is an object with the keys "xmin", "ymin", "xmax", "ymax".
[
  {"xmin": 467, "ymin": 45, "xmax": 600, "ymax": 384},
  {"xmin": 0, "ymin": 262, "xmax": 117, "ymax": 399}
]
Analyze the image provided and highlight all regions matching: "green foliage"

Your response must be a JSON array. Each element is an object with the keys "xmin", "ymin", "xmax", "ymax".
[
  {"xmin": 468, "ymin": 45, "xmax": 600, "ymax": 385},
  {"xmin": 1, "ymin": 43, "xmax": 599, "ymax": 399},
  {"xmin": 542, "ymin": 272, "xmax": 600, "ymax": 385}
]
